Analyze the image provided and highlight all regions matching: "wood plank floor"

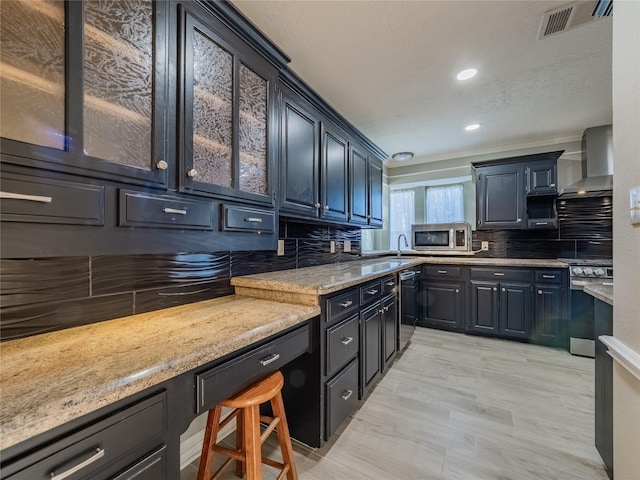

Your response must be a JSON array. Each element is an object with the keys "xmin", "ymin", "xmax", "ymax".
[{"xmin": 181, "ymin": 327, "xmax": 609, "ymax": 480}]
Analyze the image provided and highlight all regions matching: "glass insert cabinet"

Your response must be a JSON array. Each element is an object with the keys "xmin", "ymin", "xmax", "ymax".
[{"xmin": 0, "ymin": 0, "xmax": 277, "ymax": 205}]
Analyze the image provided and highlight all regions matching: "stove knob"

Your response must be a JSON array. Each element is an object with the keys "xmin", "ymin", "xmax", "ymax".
[
  {"xmin": 572, "ymin": 267, "xmax": 583, "ymax": 276},
  {"xmin": 594, "ymin": 268, "xmax": 606, "ymax": 277},
  {"xmin": 583, "ymin": 267, "xmax": 594, "ymax": 276}
]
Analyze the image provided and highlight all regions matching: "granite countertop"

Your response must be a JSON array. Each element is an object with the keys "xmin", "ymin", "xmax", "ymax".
[
  {"xmin": 0, "ymin": 295, "xmax": 319, "ymax": 451},
  {"xmin": 231, "ymin": 256, "xmax": 568, "ymax": 305},
  {"xmin": 584, "ymin": 284, "xmax": 614, "ymax": 305}
]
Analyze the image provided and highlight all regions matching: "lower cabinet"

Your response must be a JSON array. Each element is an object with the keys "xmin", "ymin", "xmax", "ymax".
[
  {"xmin": 420, "ymin": 281, "xmax": 464, "ymax": 331},
  {"xmin": 532, "ymin": 269, "xmax": 566, "ymax": 347},
  {"xmin": 381, "ymin": 294, "xmax": 397, "ymax": 370},
  {"xmin": 360, "ymin": 303, "xmax": 382, "ymax": 397},
  {"xmin": 325, "ymin": 358, "xmax": 359, "ymax": 438}
]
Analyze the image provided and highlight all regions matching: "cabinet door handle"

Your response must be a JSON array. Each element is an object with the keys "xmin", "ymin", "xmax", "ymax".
[
  {"xmin": 502, "ymin": 288, "xmax": 506, "ymax": 292},
  {"xmin": 542, "ymin": 275, "xmax": 555, "ymax": 279},
  {"xmin": 339, "ymin": 300, "xmax": 353, "ymax": 308},
  {"xmin": 538, "ymin": 290, "xmax": 543, "ymax": 295},
  {"xmin": 163, "ymin": 207, "xmax": 187, "ymax": 215},
  {"xmin": 0, "ymin": 191, "xmax": 52, "ymax": 203},
  {"xmin": 324, "ymin": 205, "xmax": 330, "ymax": 211},
  {"xmin": 493, "ymin": 287, "xmax": 497, "ymax": 291},
  {"xmin": 156, "ymin": 160, "xmax": 168, "ymax": 170},
  {"xmin": 455, "ymin": 289, "xmax": 459, "ymax": 293},
  {"xmin": 259, "ymin": 353, "xmax": 280, "ymax": 366},
  {"xmin": 517, "ymin": 218, "xmax": 522, "ymax": 223},
  {"xmin": 50, "ymin": 448, "xmax": 105, "ymax": 480},
  {"xmin": 314, "ymin": 202, "xmax": 321, "ymax": 209},
  {"xmin": 493, "ymin": 272, "xmax": 505, "ymax": 276},
  {"xmin": 244, "ymin": 217, "xmax": 263, "ymax": 223},
  {"xmin": 385, "ymin": 281, "xmax": 395, "ymax": 287},
  {"xmin": 341, "ymin": 389, "xmax": 353, "ymax": 401},
  {"xmin": 366, "ymin": 289, "xmax": 378, "ymax": 295},
  {"xmin": 437, "ymin": 270, "xmax": 447, "ymax": 274},
  {"xmin": 340, "ymin": 336, "xmax": 354, "ymax": 346},
  {"xmin": 550, "ymin": 183, "xmax": 556, "ymax": 188},
  {"xmin": 187, "ymin": 168, "xmax": 198, "ymax": 177}
]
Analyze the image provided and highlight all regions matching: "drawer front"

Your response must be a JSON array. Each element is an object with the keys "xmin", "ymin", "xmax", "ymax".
[
  {"xmin": 112, "ymin": 445, "xmax": 166, "ymax": 480},
  {"xmin": 119, "ymin": 190, "xmax": 214, "ymax": 230},
  {"xmin": 534, "ymin": 269, "xmax": 563, "ymax": 284},
  {"xmin": 470, "ymin": 267, "xmax": 532, "ymax": 283},
  {"xmin": 195, "ymin": 323, "xmax": 311, "ymax": 414},
  {"xmin": 381, "ymin": 275, "xmax": 397, "ymax": 296},
  {"xmin": 326, "ymin": 288, "xmax": 359, "ymax": 323},
  {"xmin": 1, "ymin": 174, "xmax": 104, "ymax": 225},
  {"xmin": 424, "ymin": 266, "xmax": 461, "ymax": 279},
  {"xmin": 359, "ymin": 279, "xmax": 382, "ymax": 305},
  {"xmin": 221, "ymin": 204, "xmax": 275, "ymax": 233},
  {"xmin": 325, "ymin": 359, "xmax": 359, "ymax": 439},
  {"xmin": 326, "ymin": 314, "xmax": 359, "ymax": 377},
  {"xmin": 6, "ymin": 393, "xmax": 166, "ymax": 480}
]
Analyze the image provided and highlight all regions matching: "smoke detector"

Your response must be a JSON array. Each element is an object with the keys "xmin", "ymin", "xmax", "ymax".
[{"xmin": 538, "ymin": 0, "xmax": 612, "ymax": 40}]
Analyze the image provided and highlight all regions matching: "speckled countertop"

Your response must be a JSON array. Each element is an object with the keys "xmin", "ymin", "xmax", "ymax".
[
  {"xmin": 231, "ymin": 256, "xmax": 568, "ymax": 305},
  {"xmin": 584, "ymin": 284, "xmax": 614, "ymax": 306},
  {"xmin": 0, "ymin": 295, "xmax": 319, "ymax": 451}
]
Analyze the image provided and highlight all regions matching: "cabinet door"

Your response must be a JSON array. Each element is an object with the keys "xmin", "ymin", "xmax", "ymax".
[
  {"xmin": 320, "ymin": 122, "xmax": 348, "ymax": 221},
  {"xmin": 179, "ymin": 4, "xmax": 276, "ymax": 205},
  {"xmin": 533, "ymin": 284, "xmax": 564, "ymax": 346},
  {"xmin": 0, "ymin": 0, "xmax": 169, "ymax": 188},
  {"xmin": 499, "ymin": 282, "xmax": 532, "ymax": 339},
  {"xmin": 368, "ymin": 158, "xmax": 383, "ymax": 227},
  {"xmin": 349, "ymin": 144, "xmax": 369, "ymax": 225},
  {"xmin": 420, "ymin": 282, "xmax": 463, "ymax": 332},
  {"xmin": 526, "ymin": 161, "xmax": 557, "ymax": 195},
  {"xmin": 360, "ymin": 303, "xmax": 381, "ymax": 397},
  {"xmin": 469, "ymin": 281, "xmax": 499, "ymax": 334},
  {"xmin": 279, "ymin": 87, "xmax": 320, "ymax": 217},
  {"xmin": 477, "ymin": 165, "xmax": 525, "ymax": 229},
  {"xmin": 382, "ymin": 294, "xmax": 397, "ymax": 370}
]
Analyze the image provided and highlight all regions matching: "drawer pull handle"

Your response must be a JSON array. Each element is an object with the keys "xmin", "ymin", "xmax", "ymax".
[
  {"xmin": 437, "ymin": 270, "xmax": 447, "ymax": 274},
  {"xmin": 366, "ymin": 289, "xmax": 378, "ymax": 295},
  {"xmin": 385, "ymin": 281, "xmax": 395, "ymax": 287},
  {"xmin": 341, "ymin": 336, "xmax": 354, "ymax": 346},
  {"xmin": 0, "ymin": 191, "xmax": 52, "ymax": 203},
  {"xmin": 536, "ymin": 222, "xmax": 548, "ymax": 225},
  {"xmin": 542, "ymin": 275, "xmax": 556, "ymax": 279},
  {"xmin": 50, "ymin": 447, "xmax": 105, "ymax": 480},
  {"xmin": 339, "ymin": 300, "xmax": 353, "ymax": 308},
  {"xmin": 259, "ymin": 353, "xmax": 280, "ymax": 366},
  {"xmin": 341, "ymin": 389, "xmax": 353, "ymax": 401},
  {"xmin": 538, "ymin": 290, "xmax": 543, "ymax": 295},
  {"xmin": 244, "ymin": 217, "xmax": 263, "ymax": 223},
  {"xmin": 163, "ymin": 207, "xmax": 187, "ymax": 215},
  {"xmin": 493, "ymin": 272, "xmax": 505, "ymax": 276}
]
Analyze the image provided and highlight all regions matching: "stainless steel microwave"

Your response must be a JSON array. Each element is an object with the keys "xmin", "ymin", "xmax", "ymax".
[{"xmin": 411, "ymin": 223, "xmax": 471, "ymax": 251}]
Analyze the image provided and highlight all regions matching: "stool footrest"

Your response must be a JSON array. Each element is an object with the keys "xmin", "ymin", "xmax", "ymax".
[{"xmin": 260, "ymin": 416, "xmax": 280, "ymax": 445}]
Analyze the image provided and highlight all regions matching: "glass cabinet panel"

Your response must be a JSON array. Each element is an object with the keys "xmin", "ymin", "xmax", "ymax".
[
  {"xmin": 238, "ymin": 64, "xmax": 268, "ymax": 196},
  {"xmin": 83, "ymin": 0, "xmax": 153, "ymax": 168},
  {"xmin": 0, "ymin": 0, "xmax": 65, "ymax": 150},
  {"xmin": 192, "ymin": 30, "xmax": 233, "ymax": 188}
]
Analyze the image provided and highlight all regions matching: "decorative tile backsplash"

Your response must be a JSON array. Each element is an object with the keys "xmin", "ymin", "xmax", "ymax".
[{"xmin": 0, "ymin": 221, "xmax": 362, "ymax": 341}]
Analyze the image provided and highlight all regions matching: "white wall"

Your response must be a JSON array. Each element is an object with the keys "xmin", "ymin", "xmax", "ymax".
[{"xmin": 611, "ymin": 1, "xmax": 640, "ymax": 478}]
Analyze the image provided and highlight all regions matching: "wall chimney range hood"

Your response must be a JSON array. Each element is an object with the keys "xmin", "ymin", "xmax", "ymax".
[{"xmin": 560, "ymin": 125, "xmax": 613, "ymax": 198}]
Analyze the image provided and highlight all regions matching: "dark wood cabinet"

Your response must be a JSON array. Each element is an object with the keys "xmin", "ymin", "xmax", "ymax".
[
  {"xmin": 498, "ymin": 283, "xmax": 532, "ymax": 339},
  {"xmin": 594, "ymin": 299, "xmax": 613, "ymax": 478},
  {"xmin": 381, "ymin": 293, "xmax": 397, "ymax": 370},
  {"xmin": 360, "ymin": 303, "xmax": 381, "ymax": 397},
  {"xmin": 349, "ymin": 143, "xmax": 383, "ymax": 227},
  {"xmin": 469, "ymin": 281, "xmax": 500, "ymax": 334},
  {"xmin": 368, "ymin": 158, "xmax": 384, "ymax": 227},
  {"xmin": 420, "ymin": 281, "xmax": 464, "ymax": 331},
  {"xmin": 320, "ymin": 123, "xmax": 349, "ymax": 222},
  {"xmin": 476, "ymin": 164, "xmax": 525, "ymax": 229},
  {"xmin": 526, "ymin": 160, "xmax": 557, "ymax": 195}
]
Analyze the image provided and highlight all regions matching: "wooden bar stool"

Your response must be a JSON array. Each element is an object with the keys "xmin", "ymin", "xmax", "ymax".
[{"xmin": 197, "ymin": 371, "xmax": 298, "ymax": 480}]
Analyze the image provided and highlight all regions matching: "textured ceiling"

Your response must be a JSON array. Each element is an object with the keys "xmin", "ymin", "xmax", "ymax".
[{"xmin": 232, "ymin": 0, "xmax": 612, "ymax": 167}]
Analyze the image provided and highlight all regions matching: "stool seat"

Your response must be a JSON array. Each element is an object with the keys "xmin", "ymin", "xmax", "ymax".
[{"xmin": 197, "ymin": 371, "xmax": 298, "ymax": 480}]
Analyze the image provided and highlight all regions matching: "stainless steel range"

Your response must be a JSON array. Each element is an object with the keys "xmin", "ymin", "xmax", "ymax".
[{"xmin": 560, "ymin": 258, "xmax": 613, "ymax": 357}]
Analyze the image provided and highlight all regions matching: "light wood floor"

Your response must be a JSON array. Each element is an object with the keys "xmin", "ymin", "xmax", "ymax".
[{"xmin": 181, "ymin": 327, "xmax": 610, "ymax": 480}]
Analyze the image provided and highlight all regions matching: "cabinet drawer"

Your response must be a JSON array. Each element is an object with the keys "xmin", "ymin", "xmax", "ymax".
[
  {"xmin": 326, "ymin": 314, "xmax": 359, "ymax": 377},
  {"xmin": 424, "ymin": 266, "xmax": 461, "ymax": 279},
  {"xmin": 470, "ymin": 268, "xmax": 532, "ymax": 282},
  {"xmin": 326, "ymin": 288, "xmax": 359, "ymax": 322},
  {"xmin": 112, "ymin": 445, "xmax": 166, "ymax": 480},
  {"xmin": 195, "ymin": 323, "xmax": 310, "ymax": 414},
  {"xmin": 381, "ymin": 275, "xmax": 397, "ymax": 295},
  {"xmin": 359, "ymin": 279, "xmax": 382, "ymax": 305},
  {"xmin": 5, "ymin": 393, "xmax": 166, "ymax": 480},
  {"xmin": 1, "ymin": 173, "xmax": 104, "ymax": 225},
  {"xmin": 535, "ymin": 270, "xmax": 563, "ymax": 284},
  {"xmin": 221, "ymin": 204, "xmax": 275, "ymax": 234},
  {"xmin": 119, "ymin": 190, "xmax": 214, "ymax": 230},
  {"xmin": 325, "ymin": 359, "xmax": 359, "ymax": 439}
]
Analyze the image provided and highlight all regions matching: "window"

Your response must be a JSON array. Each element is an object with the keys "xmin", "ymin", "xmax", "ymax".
[
  {"xmin": 425, "ymin": 184, "xmax": 464, "ymax": 223},
  {"xmin": 389, "ymin": 189, "xmax": 415, "ymax": 250}
]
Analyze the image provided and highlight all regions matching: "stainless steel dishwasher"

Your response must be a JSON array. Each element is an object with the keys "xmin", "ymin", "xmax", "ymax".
[{"xmin": 399, "ymin": 269, "xmax": 419, "ymax": 350}]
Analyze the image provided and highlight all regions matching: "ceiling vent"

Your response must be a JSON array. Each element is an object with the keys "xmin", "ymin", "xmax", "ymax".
[{"xmin": 538, "ymin": 1, "xmax": 612, "ymax": 40}]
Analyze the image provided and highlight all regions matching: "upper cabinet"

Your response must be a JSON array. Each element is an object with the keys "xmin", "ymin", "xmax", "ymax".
[
  {"xmin": 474, "ymin": 151, "xmax": 562, "ymax": 230},
  {"xmin": 0, "ymin": 0, "xmax": 170, "ymax": 188},
  {"xmin": 178, "ymin": 2, "xmax": 278, "ymax": 206},
  {"xmin": 320, "ymin": 122, "xmax": 349, "ymax": 222},
  {"xmin": 348, "ymin": 142, "xmax": 383, "ymax": 227}
]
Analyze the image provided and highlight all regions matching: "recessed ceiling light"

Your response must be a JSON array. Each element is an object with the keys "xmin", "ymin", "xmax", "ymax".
[
  {"xmin": 456, "ymin": 68, "xmax": 477, "ymax": 81},
  {"xmin": 391, "ymin": 152, "xmax": 414, "ymax": 162},
  {"xmin": 465, "ymin": 123, "xmax": 481, "ymax": 131}
]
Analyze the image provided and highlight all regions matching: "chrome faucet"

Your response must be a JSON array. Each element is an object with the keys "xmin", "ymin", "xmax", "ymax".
[{"xmin": 397, "ymin": 234, "xmax": 408, "ymax": 257}]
